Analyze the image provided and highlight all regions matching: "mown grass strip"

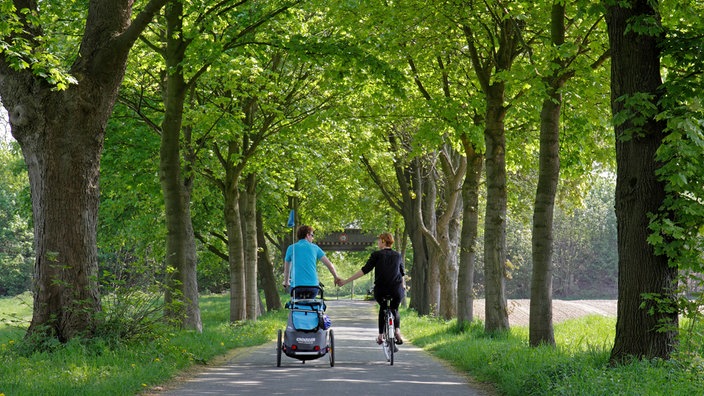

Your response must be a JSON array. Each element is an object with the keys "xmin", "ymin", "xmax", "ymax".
[
  {"xmin": 0, "ymin": 293, "xmax": 286, "ymax": 395},
  {"xmin": 403, "ymin": 309, "xmax": 704, "ymax": 396}
]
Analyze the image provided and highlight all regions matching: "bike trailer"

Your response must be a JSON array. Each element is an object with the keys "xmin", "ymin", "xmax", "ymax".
[{"xmin": 277, "ymin": 286, "xmax": 335, "ymax": 366}]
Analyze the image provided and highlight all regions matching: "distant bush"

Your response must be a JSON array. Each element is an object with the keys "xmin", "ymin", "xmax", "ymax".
[
  {"xmin": 0, "ymin": 144, "xmax": 33, "ymax": 297},
  {"xmin": 0, "ymin": 253, "xmax": 32, "ymax": 296}
]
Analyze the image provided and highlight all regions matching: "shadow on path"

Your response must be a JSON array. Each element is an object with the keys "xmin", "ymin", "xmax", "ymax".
[{"xmin": 152, "ymin": 300, "xmax": 495, "ymax": 396}]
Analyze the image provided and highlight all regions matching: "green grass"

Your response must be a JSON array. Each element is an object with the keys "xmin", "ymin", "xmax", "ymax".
[
  {"xmin": 0, "ymin": 293, "xmax": 286, "ymax": 396},
  {"xmin": 0, "ymin": 293, "xmax": 32, "ymax": 345},
  {"xmin": 4, "ymin": 295, "xmax": 703, "ymax": 395},
  {"xmin": 403, "ymin": 310, "xmax": 704, "ymax": 395}
]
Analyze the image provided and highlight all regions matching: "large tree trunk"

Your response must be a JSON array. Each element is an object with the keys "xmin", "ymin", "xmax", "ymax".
[
  {"xmin": 606, "ymin": 0, "xmax": 678, "ymax": 362},
  {"xmin": 458, "ymin": 140, "xmax": 483, "ymax": 327},
  {"xmin": 160, "ymin": 0, "xmax": 201, "ymax": 332},
  {"xmin": 0, "ymin": 0, "xmax": 168, "ymax": 342},
  {"xmin": 18, "ymin": 89, "xmax": 104, "ymax": 342},
  {"xmin": 529, "ymin": 2, "xmax": 565, "ymax": 347}
]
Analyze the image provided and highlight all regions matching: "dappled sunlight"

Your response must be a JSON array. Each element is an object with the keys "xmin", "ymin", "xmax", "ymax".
[{"xmin": 156, "ymin": 299, "xmax": 487, "ymax": 395}]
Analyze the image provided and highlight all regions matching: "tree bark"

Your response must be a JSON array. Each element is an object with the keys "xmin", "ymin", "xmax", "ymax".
[
  {"xmin": 407, "ymin": 214, "xmax": 431, "ymax": 315},
  {"xmin": 405, "ymin": 53, "xmax": 468, "ymax": 319},
  {"xmin": 400, "ymin": 161, "xmax": 430, "ymax": 315},
  {"xmin": 462, "ymin": 12, "xmax": 521, "ymax": 333},
  {"xmin": 483, "ymin": 84, "xmax": 510, "ymax": 332},
  {"xmin": 256, "ymin": 210, "xmax": 282, "ymax": 312},
  {"xmin": 435, "ymin": 146, "xmax": 466, "ymax": 319},
  {"xmin": 458, "ymin": 139, "xmax": 483, "ymax": 327},
  {"xmin": 529, "ymin": 92, "xmax": 560, "ymax": 346},
  {"xmin": 224, "ymin": 172, "xmax": 247, "ymax": 321},
  {"xmin": 606, "ymin": 0, "xmax": 678, "ymax": 362},
  {"xmin": 242, "ymin": 173, "xmax": 259, "ymax": 319},
  {"xmin": 421, "ymin": 166, "xmax": 442, "ymax": 315},
  {"xmin": 529, "ymin": 2, "xmax": 565, "ymax": 347},
  {"xmin": 160, "ymin": 0, "xmax": 202, "ymax": 332},
  {"xmin": 0, "ymin": 0, "xmax": 169, "ymax": 342}
]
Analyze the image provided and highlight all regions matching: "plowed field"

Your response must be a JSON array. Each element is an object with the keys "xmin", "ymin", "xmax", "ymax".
[{"xmin": 472, "ymin": 299, "xmax": 617, "ymax": 326}]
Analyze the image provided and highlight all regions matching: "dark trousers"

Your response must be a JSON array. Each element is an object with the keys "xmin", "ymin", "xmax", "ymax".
[{"xmin": 375, "ymin": 286, "xmax": 404, "ymax": 334}]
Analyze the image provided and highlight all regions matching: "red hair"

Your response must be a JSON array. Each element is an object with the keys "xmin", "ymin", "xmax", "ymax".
[{"xmin": 379, "ymin": 232, "xmax": 394, "ymax": 247}]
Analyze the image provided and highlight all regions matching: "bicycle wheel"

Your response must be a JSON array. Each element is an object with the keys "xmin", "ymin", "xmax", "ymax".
[
  {"xmin": 386, "ymin": 311, "xmax": 395, "ymax": 366},
  {"xmin": 328, "ymin": 329, "xmax": 335, "ymax": 367},
  {"xmin": 384, "ymin": 310, "xmax": 396, "ymax": 366},
  {"xmin": 381, "ymin": 313, "xmax": 392, "ymax": 363},
  {"xmin": 276, "ymin": 329, "xmax": 282, "ymax": 367}
]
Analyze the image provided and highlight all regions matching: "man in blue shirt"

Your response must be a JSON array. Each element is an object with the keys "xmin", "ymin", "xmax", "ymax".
[{"xmin": 283, "ymin": 225, "xmax": 340, "ymax": 297}]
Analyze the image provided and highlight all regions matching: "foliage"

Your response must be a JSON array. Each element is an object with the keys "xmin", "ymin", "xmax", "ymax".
[
  {"xmin": 647, "ymin": 0, "xmax": 704, "ymax": 339},
  {"xmin": 99, "ymin": 109, "xmax": 165, "ymax": 259},
  {"xmin": 324, "ymin": 249, "xmax": 376, "ymax": 297},
  {"xmin": 505, "ymin": 174, "xmax": 617, "ymax": 299},
  {"xmin": 404, "ymin": 310, "xmax": 704, "ymax": 395},
  {"xmin": 95, "ymin": 256, "xmax": 172, "ymax": 345},
  {"xmin": 0, "ymin": 143, "xmax": 32, "ymax": 296},
  {"xmin": 0, "ymin": 0, "xmax": 82, "ymax": 90},
  {"xmin": 0, "ymin": 293, "xmax": 285, "ymax": 395}
]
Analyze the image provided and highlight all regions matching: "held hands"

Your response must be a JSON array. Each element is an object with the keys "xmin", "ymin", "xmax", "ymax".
[{"xmin": 335, "ymin": 277, "xmax": 347, "ymax": 287}]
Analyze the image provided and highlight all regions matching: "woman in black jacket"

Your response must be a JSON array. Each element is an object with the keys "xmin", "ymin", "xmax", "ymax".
[{"xmin": 338, "ymin": 232, "xmax": 405, "ymax": 345}]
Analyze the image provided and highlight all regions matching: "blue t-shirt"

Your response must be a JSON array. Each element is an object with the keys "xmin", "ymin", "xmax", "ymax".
[{"xmin": 285, "ymin": 239, "xmax": 326, "ymax": 288}]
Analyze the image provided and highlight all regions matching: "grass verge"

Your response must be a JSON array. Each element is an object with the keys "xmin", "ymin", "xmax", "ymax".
[
  {"xmin": 4, "ymin": 294, "xmax": 703, "ymax": 395},
  {"xmin": 0, "ymin": 293, "xmax": 285, "ymax": 396},
  {"xmin": 402, "ymin": 309, "xmax": 704, "ymax": 395}
]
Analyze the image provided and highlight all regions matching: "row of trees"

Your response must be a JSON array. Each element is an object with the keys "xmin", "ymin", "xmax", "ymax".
[
  {"xmin": 1, "ymin": 0, "xmax": 702, "ymax": 364},
  {"xmin": 0, "ymin": 138, "xmax": 619, "ymax": 299}
]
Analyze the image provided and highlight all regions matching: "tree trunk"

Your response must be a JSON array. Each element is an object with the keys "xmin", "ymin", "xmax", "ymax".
[
  {"xmin": 438, "ymin": 213, "xmax": 461, "ymax": 320},
  {"xmin": 422, "ymin": 171, "xmax": 442, "ymax": 315},
  {"xmin": 256, "ymin": 210, "xmax": 282, "ymax": 312},
  {"xmin": 396, "ymin": 154, "xmax": 431, "ymax": 315},
  {"xmin": 529, "ymin": 2, "xmax": 565, "ymax": 347},
  {"xmin": 606, "ymin": 0, "xmax": 678, "ymax": 362},
  {"xmin": 406, "ymin": 53, "xmax": 467, "ymax": 319},
  {"xmin": 1, "ymin": 0, "xmax": 168, "ymax": 342},
  {"xmin": 462, "ymin": 13, "xmax": 521, "ymax": 333},
  {"xmin": 529, "ymin": 91, "xmax": 560, "ymax": 346},
  {"xmin": 407, "ymin": 215, "xmax": 431, "ymax": 315},
  {"xmin": 458, "ymin": 140, "xmax": 483, "ymax": 327},
  {"xmin": 483, "ymin": 82, "xmax": 510, "ymax": 332},
  {"xmin": 436, "ymin": 146, "xmax": 466, "ymax": 320},
  {"xmin": 224, "ymin": 175, "xmax": 247, "ymax": 322},
  {"xmin": 19, "ymin": 90, "xmax": 104, "ymax": 342},
  {"xmin": 241, "ymin": 173, "xmax": 258, "ymax": 319},
  {"xmin": 160, "ymin": 0, "xmax": 202, "ymax": 332}
]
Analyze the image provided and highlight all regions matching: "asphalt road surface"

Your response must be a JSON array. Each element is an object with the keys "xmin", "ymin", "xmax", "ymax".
[{"xmin": 153, "ymin": 300, "xmax": 495, "ymax": 396}]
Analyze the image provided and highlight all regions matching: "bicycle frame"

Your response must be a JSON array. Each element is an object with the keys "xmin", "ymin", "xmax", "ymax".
[{"xmin": 381, "ymin": 296, "xmax": 395, "ymax": 365}]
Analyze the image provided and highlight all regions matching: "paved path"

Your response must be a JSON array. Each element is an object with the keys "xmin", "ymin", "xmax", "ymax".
[{"xmin": 154, "ymin": 300, "xmax": 494, "ymax": 396}]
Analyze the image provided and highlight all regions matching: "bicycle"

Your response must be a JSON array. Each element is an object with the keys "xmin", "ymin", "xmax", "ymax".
[{"xmin": 380, "ymin": 295, "xmax": 397, "ymax": 365}]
